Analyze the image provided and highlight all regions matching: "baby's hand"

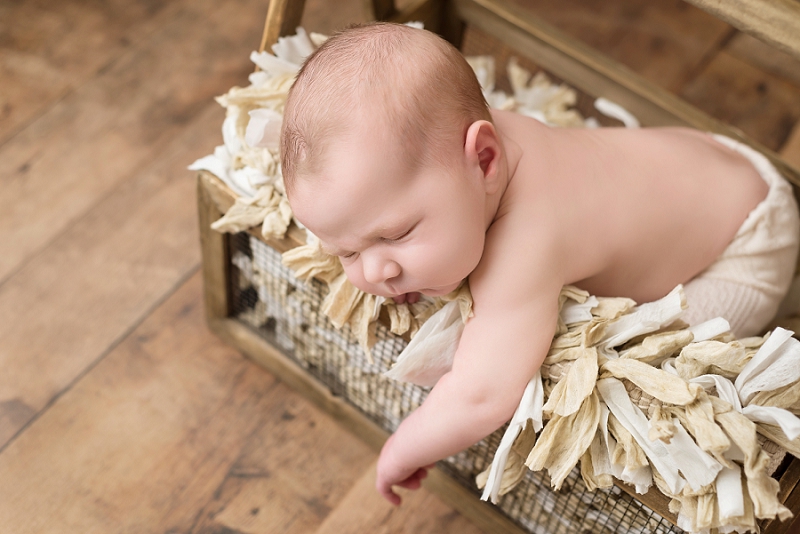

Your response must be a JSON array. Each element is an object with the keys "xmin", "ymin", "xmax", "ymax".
[{"xmin": 375, "ymin": 435, "xmax": 435, "ymax": 505}]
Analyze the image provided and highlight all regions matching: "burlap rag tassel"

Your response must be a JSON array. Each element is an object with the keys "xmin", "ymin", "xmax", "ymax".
[
  {"xmin": 281, "ymin": 234, "xmax": 343, "ymax": 284},
  {"xmin": 211, "ymin": 184, "xmax": 279, "ymax": 234},
  {"xmin": 525, "ymin": 389, "xmax": 601, "ymax": 490},
  {"xmin": 472, "ymin": 284, "xmax": 800, "ymax": 533},
  {"xmin": 477, "ymin": 375, "xmax": 543, "ymax": 502}
]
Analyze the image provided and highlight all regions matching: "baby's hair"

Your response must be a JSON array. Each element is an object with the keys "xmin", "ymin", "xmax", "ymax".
[{"xmin": 280, "ymin": 22, "xmax": 491, "ymax": 192}]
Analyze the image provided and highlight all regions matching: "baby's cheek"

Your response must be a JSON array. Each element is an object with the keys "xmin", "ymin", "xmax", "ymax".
[
  {"xmin": 343, "ymin": 263, "xmax": 375, "ymax": 294},
  {"xmin": 453, "ymin": 230, "xmax": 483, "ymax": 267},
  {"xmin": 341, "ymin": 262, "xmax": 359, "ymax": 283}
]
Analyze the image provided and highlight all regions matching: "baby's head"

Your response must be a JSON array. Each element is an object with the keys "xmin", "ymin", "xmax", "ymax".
[{"xmin": 281, "ymin": 23, "xmax": 506, "ymax": 300}]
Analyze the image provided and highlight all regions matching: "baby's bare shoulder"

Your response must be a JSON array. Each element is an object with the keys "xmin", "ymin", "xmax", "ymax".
[{"xmin": 469, "ymin": 206, "xmax": 565, "ymax": 313}]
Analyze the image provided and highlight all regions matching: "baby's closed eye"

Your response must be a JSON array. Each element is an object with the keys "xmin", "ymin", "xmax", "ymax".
[{"xmin": 382, "ymin": 224, "xmax": 417, "ymax": 244}]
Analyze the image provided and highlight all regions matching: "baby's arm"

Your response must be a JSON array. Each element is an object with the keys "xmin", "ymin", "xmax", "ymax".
[{"xmin": 376, "ymin": 274, "xmax": 561, "ymax": 504}]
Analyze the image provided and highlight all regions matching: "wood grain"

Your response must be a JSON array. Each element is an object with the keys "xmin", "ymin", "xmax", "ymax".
[
  {"xmin": 0, "ymin": 273, "xmax": 375, "ymax": 533},
  {"xmin": 503, "ymin": 0, "xmax": 732, "ymax": 93},
  {"xmin": 198, "ymin": 172, "xmax": 232, "ymax": 322},
  {"xmin": 727, "ymin": 33, "xmax": 800, "ymax": 88},
  {"xmin": 681, "ymin": 50, "xmax": 800, "ymax": 152},
  {"xmin": 0, "ymin": 103, "xmax": 223, "ymax": 449},
  {"xmin": 782, "ymin": 122, "xmax": 800, "ymax": 170},
  {"xmin": 681, "ymin": 0, "xmax": 800, "ymax": 61},
  {"xmin": 260, "ymin": 0, "xmax": 308, "ymax": 52},
  {"xmin": 0, "ymin": 0, "xmax": 266, "ymax": 285},
  {"xmin": 0, "ymin": 0, "xmax": 180, "ymax": 146},
  {"xmin": 315, "ymin": 462, "xmax": 487, "ymax": 534},
  {"xmin": 205, "ymin": 313, "xmax": 534, "ymax": 534}
]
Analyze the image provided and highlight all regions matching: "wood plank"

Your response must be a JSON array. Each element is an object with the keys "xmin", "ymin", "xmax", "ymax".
[
  {"xmin": 423, "ymin": 469, "xmax": 529, "ymax": 534},
  {"xmin": 260, "ymin": 0, "xmax": 308, "ymax": 52},
  {"xmin": 0, "ymin": 0, "xmax": 266, "ymax": 285},
  {"xmin": 198, "ymin": 173, "xmax": 232, "ymax": 321},
  {"xmin": 388, "ymin": 0, "xmax": 444, "ymax": 31},
  {"xmin": 681, "ymin": 0, "xmax": 800, "ymax": 61},
  {"xmin": 314, "ymin": 462, "xmax": 488, "ymax": 534},
  {"xmin": 764, "ymin": 459, "xmax": 800, "ymax": 534},
  {"xmin": 781, "ymin": 122, "xmax": 800, "ymax": 170},
  {"xmin": 502, "ymin": 0, "xmax": 732, "ymax": 93},
  {"xmin": 727, "ymin": 33, "xmax": 800, "ymax": 88},
  {"xmin": 0, "ymin": 272, "xmax": 375, "ymax": 533},
  {"xmin": 614, "ymin": 481, "xmax": 677, "ymax": 525},
  {"xmin": 0, "ymin": 103, "xmax": 225, "ymax": 449},
  {"xmin": 368, "ymin": 0, "xmax": 398, "ymax": 20},
  {"xmin": 0, "ymin": 0, "xmax": 181, "ymax": 146},
  {"xmin": 454, "ymin": 0, "xmax": 708, "ymax": 126},
  {"xmin": 261, "ymin": 0, "xmax": 368, "ymax": 52},
  {"xmin": 681, "ymin": 50, "xmax": 800, "ymax": 152}
]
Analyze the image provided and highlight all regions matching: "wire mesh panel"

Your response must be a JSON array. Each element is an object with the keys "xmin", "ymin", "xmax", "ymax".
[{"xmin": 228, "ymin": 231, "xmax": 684, "ymax": 534}]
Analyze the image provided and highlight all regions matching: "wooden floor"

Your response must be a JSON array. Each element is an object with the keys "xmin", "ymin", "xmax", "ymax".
[{"xmin": 1, "ymin": 0, "xmax": 800, "ymax": 532}]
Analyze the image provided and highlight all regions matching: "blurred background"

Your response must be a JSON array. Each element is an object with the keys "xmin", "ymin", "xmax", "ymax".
[{"xmin": 1, "ymin": 0, "xmax": 799, "ymax": 532}]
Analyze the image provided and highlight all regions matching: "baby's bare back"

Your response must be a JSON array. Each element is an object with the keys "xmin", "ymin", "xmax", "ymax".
[{"xmin": 489, "ymin": 111, "xmax": 769, "ymax": 304}]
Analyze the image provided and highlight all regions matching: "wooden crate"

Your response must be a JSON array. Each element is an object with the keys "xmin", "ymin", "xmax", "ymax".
[{"xmin": 198, "ymin": 0, "xmax": 800, "ymax": 532}]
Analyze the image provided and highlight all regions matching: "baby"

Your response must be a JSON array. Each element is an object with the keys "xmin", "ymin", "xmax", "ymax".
[{"xmin": 279, "ymin": 23, "xmax": 800, "ymax": 504}]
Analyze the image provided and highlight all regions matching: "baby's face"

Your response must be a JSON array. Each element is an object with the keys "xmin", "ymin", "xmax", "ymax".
[{"xmin": 289, "ymin": 127, "xmax": 488, "ymax": 300}]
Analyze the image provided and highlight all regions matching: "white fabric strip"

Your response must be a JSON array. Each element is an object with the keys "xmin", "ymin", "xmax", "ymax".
[
  {"xmin": 597, "ymin": 377, "xmax": 686, "ymax": 494},
  {"xmin": 736, "ymin": 327, "xmax": 800, "ymax": 403},
  {"xmin": 481, "ymin": 373, "xmax": 544, "ymax": 503},
  {"xmin": 601, "ymin": 286, "xmax": 686, "ymax": 348}
]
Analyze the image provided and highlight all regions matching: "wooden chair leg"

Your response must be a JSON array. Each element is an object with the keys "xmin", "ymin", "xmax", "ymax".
[{"xmin": 260, "ymin": 0, "xmax": 307, "ymax": 53}]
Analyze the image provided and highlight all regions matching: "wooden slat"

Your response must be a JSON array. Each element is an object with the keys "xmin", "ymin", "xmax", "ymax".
[
  {"xmin": 367, "ymin": 0, "xmax": 397, "ymax": 20},
  {"xmin": 727, "ymin": 33, "xmax": 800, "ymax": 88},
  {"xmin": 388, "ymin": 0, "xmax": 444, "ymax": 33},
  {"xmin": 300, "ymin": 0, "xmax": 371, "ymax": 36},
  {"xmin": 197, "ymin": 173, "xmax": 232, "ymax": 321},
  {"xmin": 763, "ymin": 459, "xmax": 800, "ymax": 534},
  {"xmin": 681, "ymin": 0, "xmax": 800, "ymax": 61},
  {"xmin": 0, "ymin": 0, "xmax": 265, "ymax": 285},
  {"xmin": 0, "ymin": 104, "xmax": 222, "ymax": 449},
  {"xmin": 450, "ymin": 0, "xmax": 800, "ymax": 188},
  {"xmin": 680, "ymin": 50, "xmax": 800, "ymax": 153},
  {"xmin": 260, "ymin": 0, "xmax": 308, "ymax": 52},
  {"xmin": 614, "ymin": 482, "xmax": 677, "ymax": 525},
  {"xmin": 494, "ymin": 0, "xmax": 732, "ymax": 93},
  {"xmin": 782, "ymin": 122, "xmax": 800, "ymax": 170},
  {"xmin": 439, "ymin": 0, "xmax": 467, "ymax": 49},
  {"xmin": 0, "ymin": 273, "xmax": 375, "ymax": 533}
]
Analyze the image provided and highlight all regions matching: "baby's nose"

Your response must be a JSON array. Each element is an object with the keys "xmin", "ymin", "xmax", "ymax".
[{"xmin": 362, "ymin": 254, "xmax": 401, "ymax": 285}]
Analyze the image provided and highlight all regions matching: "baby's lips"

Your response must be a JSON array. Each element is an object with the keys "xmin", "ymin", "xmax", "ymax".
[{"xmin": 392, "ymin": 292, "xmax": 421, "ymax": 304}]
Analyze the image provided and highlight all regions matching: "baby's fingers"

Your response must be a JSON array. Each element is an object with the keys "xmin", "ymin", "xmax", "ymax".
[
  {"xmin": 376, "ymin": 479, "xmax": 402, "ymax": 506},
  {"xmin": 395, "ymin": 467, "xmax": 430, "ymax": 490}
]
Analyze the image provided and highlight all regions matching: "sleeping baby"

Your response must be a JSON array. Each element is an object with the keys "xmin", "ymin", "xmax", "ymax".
[{"xmin": 278, "ymin": 22, "xmax": 800, "ymax": 504}]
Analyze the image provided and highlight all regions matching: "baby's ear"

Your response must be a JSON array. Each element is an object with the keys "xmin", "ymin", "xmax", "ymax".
[{"xmin": 464, "ymin": 120, "xmax": 501, "ymax": 193}]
